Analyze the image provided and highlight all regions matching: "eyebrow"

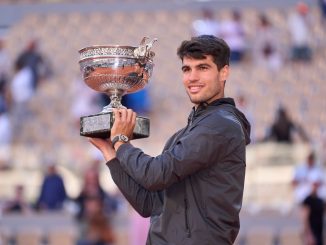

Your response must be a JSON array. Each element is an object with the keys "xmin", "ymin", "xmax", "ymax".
[{"xmin": 182, "ymin": 62, "xmax": 212, "ymax": 70}]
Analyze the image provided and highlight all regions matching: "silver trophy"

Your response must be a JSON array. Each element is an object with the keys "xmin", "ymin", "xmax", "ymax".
[{"xmin": 78, "ymin": 37, "xmax": 157, "ymax": 139}]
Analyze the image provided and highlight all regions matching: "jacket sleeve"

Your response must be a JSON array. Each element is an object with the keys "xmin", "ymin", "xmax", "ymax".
[
  {"xmin": 116, "ymin": 125, "xmax": 228, "ymax": 191},
  {"xmin": 107, "ymin": 158, "xmax": 163, "ymax": 217}
]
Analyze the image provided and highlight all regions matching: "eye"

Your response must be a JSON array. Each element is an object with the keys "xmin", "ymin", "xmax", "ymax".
[
  {"xmin": 182, "ymin": 66, "xmax": 190, "ymax": 73},
  {"xmin": 199, "ymin": 65, "xmax": 209, "ymax": 70}
]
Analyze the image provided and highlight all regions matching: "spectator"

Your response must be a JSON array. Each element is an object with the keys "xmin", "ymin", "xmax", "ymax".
[
  {"xmin": 71, "ymin": 76, "xmax": 102, "ymax": 127},
  {"xmin": 9, "ymin": 58, "xmax": 34, "ymax": 142},
  {"xmin": 301, "ymin": 177, "xmax": 324, "ymax": 245},
  {"xmin": 265, "ymin": 105, "xmax": 309, "ymax": 143},
  {"xmin": 252, "ymin": 14, "xmax": 283, "ymax": 71},
  {"xmin": 292, "ymin": 151, "xmax": 325, "ymax": 204},
  {"xmin": 0, "ymin": 105, "xmax": 12, "ymax": 169},
  {"xmin": 191, "ymin": 8, "xmax": 219, "ymax": 37},
  {"xmin": 236, "ymin": 94, "xmax": 255, "ymax": 143},
  {"xmin": 219, "ymin": 10, "xmax": 247, "ymax": 63},
  {"xmin": 75, "ymin": 164, "xmax": 117, "ymax": 220},
  {"xmin": 319, "ymin": 0, "xmax": 326, "ymax": 25},
  {"xmin": 77, "ymin": 195, "xmax": 115, "ymax": 245},
  {"xmin": 3, "ymin": 185, "xmax": 31, "ymax": 213},
  {"xmin": 0, "ymin": 38, "xmax": 10, "ymax": 100},
  {"xmin": 35, "ymin": 163, "xmax": 67, "ymax": 211},
  {"xmin": 15, "ymin": 39, "xmax": 52, "ymax": 90},
  {"xmin": 288, "ymin": 2, "xmax": 313, "ymax": 62}
]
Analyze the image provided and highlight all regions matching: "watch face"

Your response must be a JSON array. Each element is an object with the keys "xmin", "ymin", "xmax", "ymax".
[{"xmin": 120, "ymin": 134, "xmax": 129, "ymax": 142}]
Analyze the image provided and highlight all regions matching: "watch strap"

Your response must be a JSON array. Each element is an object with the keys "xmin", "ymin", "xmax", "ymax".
[{"xmin": 111, "ymin": 134, "xmax": 129, "ymax": 148}]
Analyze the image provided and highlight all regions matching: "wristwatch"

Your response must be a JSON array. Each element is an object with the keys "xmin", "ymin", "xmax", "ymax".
[{"xmin": 111, "ymin": 134, "xmax": 129, "ymax": 148}]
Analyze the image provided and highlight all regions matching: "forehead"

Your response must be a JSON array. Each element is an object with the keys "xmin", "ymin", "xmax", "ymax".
[{"xmin": 182, "ymin": 55, "xmax": 214, "ymax": 66}]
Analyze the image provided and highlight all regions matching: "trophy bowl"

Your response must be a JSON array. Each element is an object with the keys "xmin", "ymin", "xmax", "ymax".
[{"xmin": 78, "ymin": 37, "xmax": 157, "ymax": 139}]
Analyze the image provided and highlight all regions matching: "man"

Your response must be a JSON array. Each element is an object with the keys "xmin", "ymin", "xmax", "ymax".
[
  {"xmin": 15, "ymin": 39, "xmax": 52, "ymax": 90},
  {"xmin": 36, "ymin": 163, "xmax": 67, "ymax": 211},
  {"xmin": 3, "ymin": 185, "xmax": 31, "ymax": 213},
  {"xmin": 288, "ymin": 2, "xmax": 313, "ymax": 62},
  {"xmin": 90, "ymin": 35, "xmax": 251, "ymax": 245},
  {"xmin": 292, "ymin": 151, "xmax": 325, "ymax": 204},
  {"xmin": 301, "ymin": 177, "xmax": 324, "ymax": 245},
  {"xmin": 191, "ymin": 9, "xmax": 220, "ymax": 37}
]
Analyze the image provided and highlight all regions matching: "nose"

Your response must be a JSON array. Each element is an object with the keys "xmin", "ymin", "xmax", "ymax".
[{"xmin": 188, "ymin": 69, "xmax": 199, "ymax": 82}]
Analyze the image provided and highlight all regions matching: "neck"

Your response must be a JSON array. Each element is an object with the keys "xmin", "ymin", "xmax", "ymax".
[{"xmin": 194, "ymin": 96, "xmax": 225, "ymax": 109}]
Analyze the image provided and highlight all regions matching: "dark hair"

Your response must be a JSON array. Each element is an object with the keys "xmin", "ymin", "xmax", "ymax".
[{"xmin": 177, "ymin": 35, "xmax": 230, "ymax": 70}]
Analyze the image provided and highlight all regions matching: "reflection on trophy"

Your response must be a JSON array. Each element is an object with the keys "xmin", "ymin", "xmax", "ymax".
[{"xmin": 78, "ymin": 37, "xmax": 157, "ymax": 139}]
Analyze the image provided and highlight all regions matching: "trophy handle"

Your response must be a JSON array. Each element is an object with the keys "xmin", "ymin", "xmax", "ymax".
[
  {"xmin": 139, "ymin": 37, "xmax": 149, "ymax": 45},
  {"xmin": 134, "ymin": 37, "xmax": 158, "ymax": 60}
]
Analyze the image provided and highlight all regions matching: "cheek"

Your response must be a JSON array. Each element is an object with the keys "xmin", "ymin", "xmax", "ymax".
[
  {"xmin": 206, "ymin": 73, "xmax": 219, "ymax": 87},
  {"xmin": 207, "ymin": 79, "xmax": 222, "ymax": 93},
  {"xmin": 182, "ymin": 74, "xmax": 188, "ymax": 86}
]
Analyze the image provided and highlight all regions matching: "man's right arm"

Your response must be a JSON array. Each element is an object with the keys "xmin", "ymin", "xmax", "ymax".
[{"xmin": 107, "ymin": 158, "xmax": 163, "ymax": 218}]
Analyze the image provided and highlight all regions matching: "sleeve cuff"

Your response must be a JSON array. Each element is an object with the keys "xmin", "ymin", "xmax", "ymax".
[
  {"xmin": 106, "ymin": 158, "xmax": 121, "ymax": 172},
  {"xmin": 116, "ymin": 142, "xmax": 133, "ymax": 160},
  {"xmin": 106, "ymin": 143, "xmax": 133, "ymax": 172}
]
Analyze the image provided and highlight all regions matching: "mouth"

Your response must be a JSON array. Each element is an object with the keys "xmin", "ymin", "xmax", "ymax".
[{"xmin": 188, "ymin": 85, "xmax": 204, "ymax": 93}]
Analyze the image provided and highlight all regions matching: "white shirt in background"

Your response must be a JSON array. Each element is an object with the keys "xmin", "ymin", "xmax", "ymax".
[{"xmin": 10, "ymin": 67, "xmax": 34, "ymax": 104}]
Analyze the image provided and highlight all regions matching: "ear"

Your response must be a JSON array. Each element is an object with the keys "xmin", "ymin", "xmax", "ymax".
[{"xmin": 219, "ymin": 65, "xmax": 230, "ymax": 82}]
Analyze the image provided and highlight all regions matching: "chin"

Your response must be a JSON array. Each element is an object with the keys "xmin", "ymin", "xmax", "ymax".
[
  {"xmin": 190, "ymin": 98, "xmax": 203, "ymax": 105},
  {"xmin": 188, "ymin": 93, "xmax": 205, "ymax": 104}
]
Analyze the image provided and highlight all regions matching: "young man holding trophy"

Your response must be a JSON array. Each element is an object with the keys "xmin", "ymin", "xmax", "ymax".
[{"xmin": 89, "ymin": 35, "xmax": 251, "ymax": 245}]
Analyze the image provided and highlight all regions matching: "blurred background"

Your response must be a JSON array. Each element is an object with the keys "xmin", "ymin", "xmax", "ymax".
[{"xmin": 0, "ymin": 0, "xmax": 325, "ymax": 244}]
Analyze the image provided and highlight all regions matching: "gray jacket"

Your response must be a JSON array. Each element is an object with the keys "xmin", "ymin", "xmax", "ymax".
[{"xmin": 107, "ymin": 98, "xmax": 251, "ymax": 245}]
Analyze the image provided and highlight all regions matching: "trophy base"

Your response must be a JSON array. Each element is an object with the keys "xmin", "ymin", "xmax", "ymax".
[{"xmin": 80, "ymin": 112, "xmax": 150, "ymax": 139}]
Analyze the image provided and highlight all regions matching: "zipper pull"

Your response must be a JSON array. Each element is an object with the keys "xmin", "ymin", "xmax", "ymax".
[{"xmin": 187, "ymin": 108, "xmax": 195, "ymax": 126}]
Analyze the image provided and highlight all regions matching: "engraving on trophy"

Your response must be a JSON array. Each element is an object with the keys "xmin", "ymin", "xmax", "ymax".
[{"xmin": 78, "ymin": 37, "xmax": 157, "ymax": 139}]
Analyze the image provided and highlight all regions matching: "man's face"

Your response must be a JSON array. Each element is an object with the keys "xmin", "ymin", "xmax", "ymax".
[{"xmin": 181, "ymin": 55, "xmax": 229, "ymax": 106}]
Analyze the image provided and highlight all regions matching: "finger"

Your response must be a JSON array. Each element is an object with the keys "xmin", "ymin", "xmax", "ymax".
[
  {"xmin": 89, "ymin": 137, "xmax": 104, "ymax": 144},
  {"xmin": 131, "ymin": 111, "xmax": 136, "ymax": 126},
  {"xmin": 107, "ymin": 139, "xmax": 113, "ymax": 146},
  {"xmin": 88, "ymin": 137, "xmax": 100, "ymax": 148},
  {"xmin": 119, "ymin": 109, "xmax": 127, "ymax": 122},
  {"xmin": 113, "ymin": 108, "xmax": 120, "ymax": 123},
  {"xmin": 126, "ymin": 109, "xmax": 133, "ymax": 123},
  {"xmin": 89, "ymin": 137, "xmax": 97, "ymax": 144},
  {"xmin": 129, "ymin": 112, "xmax": 137, "ymax": 140}
]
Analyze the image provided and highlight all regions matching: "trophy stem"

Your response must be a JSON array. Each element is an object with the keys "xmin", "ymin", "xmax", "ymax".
[{"xmin": 101, "ymin": 89, "xmax": 126, "ymax": 113}]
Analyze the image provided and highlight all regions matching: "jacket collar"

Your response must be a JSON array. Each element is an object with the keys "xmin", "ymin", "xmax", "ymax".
[
  {"xmin": 195, "ymin": 97, "xmax": 235, "ymax": 114},
  {"xmin": 188, "ymin": 97, "xmax": 235, "ymax": 123}
]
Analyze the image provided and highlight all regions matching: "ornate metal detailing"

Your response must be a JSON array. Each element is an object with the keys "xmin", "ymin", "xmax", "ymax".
[
  {"xmin": 78, "ymin": 37, "xmax": 157, "ymax": 111},
  {"xmin": 80, "ymin": 47, "xmax": 135, "ymax": 60}
]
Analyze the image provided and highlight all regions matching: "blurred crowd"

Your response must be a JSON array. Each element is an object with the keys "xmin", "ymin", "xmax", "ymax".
[
  {"xmin": 0, "ymin": 38, "xmax": 52, "ymax": 168},
  {"xmin": 192, "ymin": 2, "xmax": 319, "ymax": 69},
  {"xmin": 0, "ymin": 2, "xmax": 323, "ymax": 157},
  {"xmin": 1, "ymin": 159, "xmax": 121, "ymax": 245}
]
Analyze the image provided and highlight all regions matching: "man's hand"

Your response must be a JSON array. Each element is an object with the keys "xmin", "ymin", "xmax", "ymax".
[
  {"xmin": 88, "ymin": 108, "xmax": 136, "ymax": 161},
  {"xmin": 111, "ymin": 108, "xmax": 137, "ymax": 142},
  {"xmin": 89, "ymin": 138, "xmax": 116, "ymax": 162}
]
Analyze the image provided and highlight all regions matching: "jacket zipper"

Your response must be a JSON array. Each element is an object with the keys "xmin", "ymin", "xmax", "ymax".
[
  {"xmin": 184, "ymin": 197, "xmax": 191, "ymax": 237},
  {"xmin": 183, "ymin": 108, "xmax": 194, "ymax": 238}
]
